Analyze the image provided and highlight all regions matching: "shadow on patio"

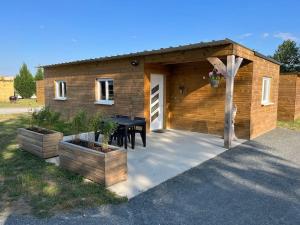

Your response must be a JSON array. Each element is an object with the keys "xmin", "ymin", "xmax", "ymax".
[{"xmin": 109, "ymin": 129, "xmax": 246, "ymax": 198}]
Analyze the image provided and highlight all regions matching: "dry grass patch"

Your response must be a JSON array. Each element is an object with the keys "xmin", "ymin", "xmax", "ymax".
[
  {"xmin": 0, "ymin": 99, "xmax": 43, "ymax": 108},
  {"xmin": 277, "ymin": 119, "xmax": 300, "ymax": 131}
]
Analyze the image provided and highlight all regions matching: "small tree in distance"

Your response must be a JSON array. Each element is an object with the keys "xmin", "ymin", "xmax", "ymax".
[
  {"xmin": 35, "ymin": 67, "xmax": 44, "ymax": 81},
  {"xmin": 14, "ymin": 63, "xmax": 36, "ymax": 98},
  {"xmin": 273, "ymin": 40, "xmax": 300, "ymax": 72}
]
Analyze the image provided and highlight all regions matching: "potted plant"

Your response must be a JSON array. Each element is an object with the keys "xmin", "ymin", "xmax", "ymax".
[
  {"xmin": 17, "ymin": 107, "xmax": 63, "ymax": 159},
  {"xmin": 70, "ymin": 109, "xmax": 90, "ymax": 143},
  {"xmin": 209, "ymin": 68, "xmax": 223, "ymax": 88},
  {"xmin": 59, "ymin": 110, "xmax": 127, "ymax": 187},
  {"xmin": 89, "ymin": 112, "xmax": 104, "ymax": 142},
  {"xmin": 99, "ymin": 118, "xmax": 118, "ymax": 152}
]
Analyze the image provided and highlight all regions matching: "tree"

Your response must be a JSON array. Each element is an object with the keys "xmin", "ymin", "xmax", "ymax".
[
  {"xmin": 14, "ymin": 63, "xmax": 35, "ymax": 98},
  {"xmin": 273, "ymin": 40, "xmax": 300, "ymax": 72},
  {"xmin": 35, "ymin": 67, "xmax": 44, "ymax": 80}
]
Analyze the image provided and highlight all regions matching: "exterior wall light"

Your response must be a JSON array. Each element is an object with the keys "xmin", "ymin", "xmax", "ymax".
[
  {"xmin": 179, "ymin": 85, "xmax": 185, "ymax": 95},
  {"xmin": 131, "ymin": 60, "xmax": 139, "ymax": 66}
]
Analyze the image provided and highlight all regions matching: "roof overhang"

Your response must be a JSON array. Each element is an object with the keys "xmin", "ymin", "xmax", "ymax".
[{"xmin": 41, "ymin": 38, "xmax": 281, "ymax": 68}]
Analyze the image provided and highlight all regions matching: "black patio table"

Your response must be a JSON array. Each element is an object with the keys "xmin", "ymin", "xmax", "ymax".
[{"xmin": 111, "ymin": 117, "xmax": 146, "ymax": 149}]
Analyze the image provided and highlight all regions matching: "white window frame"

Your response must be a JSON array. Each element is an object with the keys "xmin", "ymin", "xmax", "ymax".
[
  {"xmin": 95, "ymin": 78, "xmax": 114, "ymax": 105},
  {"xmin": 261, "ymin": 77, "xmax": 272, "ymax": 105},
  {"xmin": 55, "ymin": 80, "xmax": 67, "ymax": 100}
]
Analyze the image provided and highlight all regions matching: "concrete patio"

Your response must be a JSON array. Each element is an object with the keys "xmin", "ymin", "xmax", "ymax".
[{"xmin": 108, "ymin": 129, "xmax": 245, "ymax": 198}]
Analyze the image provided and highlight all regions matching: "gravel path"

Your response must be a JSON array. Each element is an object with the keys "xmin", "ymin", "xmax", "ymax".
[
  {"xmin": 252, "ymin": 128, "xmax": 300, "ymax": 164},
  {"xmin": 2, "ymin": 128, "xmax": 300, "ymax": 225}
]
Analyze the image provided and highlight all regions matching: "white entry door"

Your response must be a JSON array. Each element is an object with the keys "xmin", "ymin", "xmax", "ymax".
[{"xmin": 150, "ymin": 74, "xmax": 164, "ymax": 131}]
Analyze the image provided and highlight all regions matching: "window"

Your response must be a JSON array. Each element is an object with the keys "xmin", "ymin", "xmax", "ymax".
[
  {"xmin": 261, "ymin": 77, "xmax": 272, "ymax": 105},
  {"xmin": 55, "ymin": 81, "xmax": 67, "ymax": 100},
  {"xmin": 95, "ymin": 79, "xmax": 114, "ymax": 105}
]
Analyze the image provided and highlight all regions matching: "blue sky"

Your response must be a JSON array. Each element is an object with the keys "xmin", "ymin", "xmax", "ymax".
[{"xmin": 1, "ymin": 0, "xmax": 299, "ymax": 76}]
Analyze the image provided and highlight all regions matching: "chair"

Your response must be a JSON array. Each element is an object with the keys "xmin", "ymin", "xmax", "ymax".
[
  {"xmin": 116, "ymin": 115, "xmax": 133, "ymax": 142},
  {"xmin": 110, "ymin": 125, "xmax": 133, "ymax": 147},
  {"xmin": 134, "ymin": 117, "xmax": 146, "ymax": 147}
]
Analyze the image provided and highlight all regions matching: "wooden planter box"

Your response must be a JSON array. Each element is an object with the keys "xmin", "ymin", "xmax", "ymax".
[
  {"xmin": 59, "ymin": 141, "xmax": 127, "ymax": 187},
  {"xmin": 17, "ymin": 127, "xmax": 63, "ymax": 159}
]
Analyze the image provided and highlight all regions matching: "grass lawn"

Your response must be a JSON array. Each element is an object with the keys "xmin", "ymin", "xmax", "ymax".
[
  {"xmin": 0, "ymin": 114, "xmax": 126, "ymax": 218},
  {"xmin": 277, "ymin": 119, "xmax": 300, "ymax": 131},
  {"xmin": 0, "ymin": 99, "xmax": 43, "ymax": 108}
]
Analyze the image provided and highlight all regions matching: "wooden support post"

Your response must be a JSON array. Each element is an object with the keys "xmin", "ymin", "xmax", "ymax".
[
  {"xmin": 224, "ymin": 55, "xmax": 235, "ymax": 149},
  {"xmin": 207, "ymin": 57, "xmax": 227, "ymax": 75},
  {"xmin": 224, "ymin": 55, "xmax": 243, "ymax": 149},
  {"xmin": 207, "ymin": 55, "xmax": 243, "ymax": 149}
]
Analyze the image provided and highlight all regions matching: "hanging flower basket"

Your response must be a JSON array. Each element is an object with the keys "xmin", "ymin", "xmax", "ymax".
[
  {"xmin": 209, "ymin": 68, "xmax": 223, "ymax": 88},
  {"xmin": 210, "ymin": 79, "xmax": 220, "ymax": 88}
]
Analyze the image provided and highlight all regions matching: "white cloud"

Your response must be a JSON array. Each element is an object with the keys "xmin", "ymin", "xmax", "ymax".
[
  {"xmin": 238, "ymin": 33, "xmax": 253, "ymax": 39},
  {"xmin": 262, "ymin": 33, "xmax": 269, "ymax": 38},
  {"xmin": 71, "ymin": 38, "xmax": 78, "ymax": 43},
  {"xmin": 274, "ymin": 32, "xmax": 298, "ymax": 41}
]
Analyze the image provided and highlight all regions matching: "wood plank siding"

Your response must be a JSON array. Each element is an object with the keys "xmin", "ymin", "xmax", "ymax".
[
  {"xmin": 0, "ymin": 76, "xmax": 14, "ymax": 102},
  {"xmin": 44, "ymin": 42, "xmax": 280, "ymax": 140},
  {"xmin": 233, "ymin": 45, "xmax": 280, "ymax": 139},
  {"xmin": 296, "ymin": 76, "xmax": 300, "ymax": 119},
  {"xmin": 36, "ymin": 80, "xmax": 45, "ymax": 105},
  {"xmin": 145, "ymin": 60, "xmax": 253, "ymax": 139},
  {"xmin": 249, "ymin": 57, "xmax": 280, "ymax": 138},
  {"xmin": 278, "ymin": 73, "xmax": 300, "ymax": 121},
  {"xmin": 44, "ymin": 58, "xmax": 145, "ymax": 119}
]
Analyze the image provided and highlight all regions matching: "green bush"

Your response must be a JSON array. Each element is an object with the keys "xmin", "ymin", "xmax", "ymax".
[
  {"xmin": 35, "ymin": 68, "xmax": 44, "ymax": 81},
  {"xmin": 88, "ymin": 112, "xmax": 103, "ymax": 141},
  {"xmin": 273, "ymin": 40, "xmax": 300, "ymax": 72},
  {"xmin": 31, "ymin": 107, "xmax": 61, "ymax": 129},
  {"xmin": 99, "ymin": 118, "xmax": 118, "ymax": 150},
  {"xmin": 71, "ymin": 110, "xmax": 89, "ymax": 141},
  {"xmin": 14, "ymin": 63, "xmax": 36, "ymax": 98},
  {"xmin": 29, "ymin": 108, "xmax": 118, "ymax": 150}
]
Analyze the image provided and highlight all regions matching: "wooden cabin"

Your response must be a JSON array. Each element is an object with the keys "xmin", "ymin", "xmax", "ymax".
[{"xmin": 42, "ymin": 39, "xmax": 280, "ymax": 141}]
